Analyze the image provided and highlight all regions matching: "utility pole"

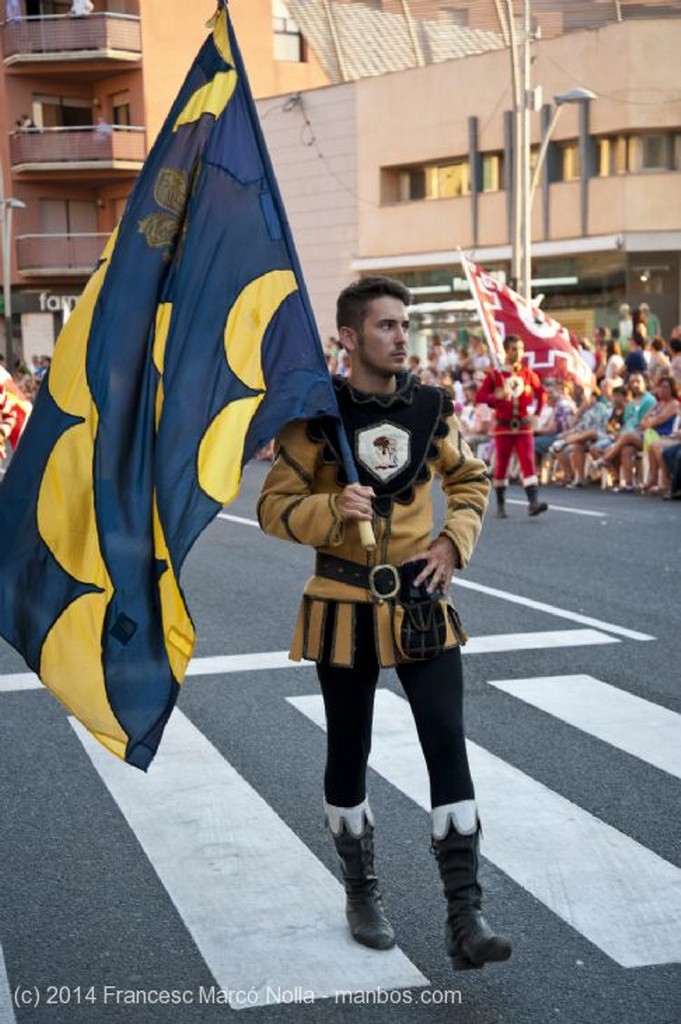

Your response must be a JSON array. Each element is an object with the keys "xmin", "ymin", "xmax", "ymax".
[{"xmin": 521, "ymin": 0, "xmax": 532, "ymax": 300}]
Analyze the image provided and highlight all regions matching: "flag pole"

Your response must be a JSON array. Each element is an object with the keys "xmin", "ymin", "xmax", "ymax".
[
  {"xmin": 458, "ymin": 249, "xmax": 502, "ymax": 371},
  {"xmin": 221, "ymin": 3, "xmax": 375, "ymax": 549}
]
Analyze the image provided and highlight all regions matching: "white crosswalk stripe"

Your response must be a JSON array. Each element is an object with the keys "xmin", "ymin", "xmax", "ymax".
[
  {"xmin": 0, "ymin": 946, "xmax": 17, "ymax": 1024},
  {"xmin": 71, "ymin": 712, "xmax": 427, "ymax": 1010},
  {"xmin": 288, "ymin": 689, "xmax": 681, "ymax": 969},
  {"xmin": 0, "ymin": 629, "xmax": 618, "ymax": 693},
  {"xmin": 487, "ymin": 674, "xmax": 681, "ymax": 780}
]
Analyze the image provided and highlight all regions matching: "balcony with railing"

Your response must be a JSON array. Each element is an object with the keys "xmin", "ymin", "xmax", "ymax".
[
  {"xmin": 10, "ymin": 125, "xmax": 146, "ymax": 175},
  {"xmin": 16, "ymin": 233, "xmax": 109, "ymax": 276},
  {"xmin": 2, "ymin": 13, "xmax": 142, "ymax": 68}
]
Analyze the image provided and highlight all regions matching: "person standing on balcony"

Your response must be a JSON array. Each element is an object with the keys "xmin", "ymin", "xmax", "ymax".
[
  {"xmin": 6, "ymin": 0, "xmax": 22, "ymax": 23},
  {"xmin": 70, "ymin": 0, "xmax": 94, "ymax": 15}
]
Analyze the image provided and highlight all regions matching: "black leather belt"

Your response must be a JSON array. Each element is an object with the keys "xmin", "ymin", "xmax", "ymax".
[
  {"xmin": 315, "ymin": 553, "xmax": 401, "ymax": 600},
  {"xmin": 496, "ymin": 417, "xmax": 530, "ymax": 430}
]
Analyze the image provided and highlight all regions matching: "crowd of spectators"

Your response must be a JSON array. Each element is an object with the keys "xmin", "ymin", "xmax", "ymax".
[
  {"xmin": 324, "ymin": 306, "xmax": 681, "ymax": 501},
  {"xmin": 3, "ymin": 301, "xmax": 681, "ymax": 502}
]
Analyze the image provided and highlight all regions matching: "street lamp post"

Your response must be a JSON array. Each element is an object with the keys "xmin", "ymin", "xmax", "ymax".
[
  {"xmin": 0, "ymin": 159, "xmax": 26, "ymax": 373},
  {"xmin": 500, "ymin": 2, "xmax": 596, "ymax": 301},
  {"xmin": 521, "ymin": 86, "xmax": 596, "ymax": 300},
  {"xmin": 528, "ymin": 88, "xmax": 598, "ymax": 208}
]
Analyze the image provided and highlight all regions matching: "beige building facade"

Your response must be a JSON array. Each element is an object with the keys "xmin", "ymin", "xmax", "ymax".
[{"xmin": 259, "ymin": 15, "xmax": 681, "ymax": 343}]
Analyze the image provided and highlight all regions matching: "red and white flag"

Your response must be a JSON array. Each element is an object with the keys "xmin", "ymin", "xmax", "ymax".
[{"xmin": 460, "ymin": 253, "xmax": 593, "ymax": 388}]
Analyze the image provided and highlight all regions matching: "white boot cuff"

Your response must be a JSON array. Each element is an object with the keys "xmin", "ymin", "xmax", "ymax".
[
  {"xmin": 324, "ymin": 798, "xmax": 374, "ymax": 837},
  {"xmin": 431, "ymin": 800, "xmax": 478, "ymax": 839}
]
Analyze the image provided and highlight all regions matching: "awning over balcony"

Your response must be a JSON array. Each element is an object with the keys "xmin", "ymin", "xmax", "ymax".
[
  {"xmin": 2, "ymin": 13, "xmax": 142, "ymax": 65},
  {"xmin": 16, "ymin": 233, "xmax": 110, "ymax": 275},
  {"xmin": 10, "ymin": 126, "xmax": 146, "ymax": 172}
]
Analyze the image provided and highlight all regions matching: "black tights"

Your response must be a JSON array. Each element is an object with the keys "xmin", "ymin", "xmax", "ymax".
[{"xmin": 316, "ymin": 603, "xmax": 474, "ymax": 809}]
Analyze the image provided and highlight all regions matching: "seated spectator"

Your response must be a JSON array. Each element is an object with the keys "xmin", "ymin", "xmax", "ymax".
[
  {"xmin": 470, "ymin": 337, "xmax": 491, "ymax": 376},
  {"xmin": 459, "ymin": 381, "xmax": 492, "ymax": 458},
  {"xmin": 533, "ymin": 379, "xmax": 576, "ymax": 468},
  {"xmin": 638, "ymin": 376, "xmax": 680, "ymax": 491},
  {"xmin": 588, "ymin": 385, "xmax": 629, "ymax": 463},
  {"xmin": 647, "ymin": 336, "xmax": 671, "ymax": 387},
  {"xmin": 669, "ymin": 336, "xmax": 681, "ymax": 390},
  {"xmin": 578, "ymin": 337, "xmax": 597, "ymax": 373},
  {"xmin": 592, "ymin": 372, "xmax": 656, "ymax": 491},
  {"xmin": 603, "ymin": 339, "xmax": 625, "ymax": 383},
  {"xmin": 407, "ymin": 353, "xmax": 422, "ymax": 378},
  {"xmin": 623, "ymin": 324, "xmax": 648, "ymax": 378},
  {"xmin": 551, "ymin": 388, "xmax": 610, "ymax": 487}
]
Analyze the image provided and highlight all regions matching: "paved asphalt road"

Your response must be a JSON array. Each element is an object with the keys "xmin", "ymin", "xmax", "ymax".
[{"xmin": 0, "ymin": 463, "xmax": 679, "ymax": 1024}]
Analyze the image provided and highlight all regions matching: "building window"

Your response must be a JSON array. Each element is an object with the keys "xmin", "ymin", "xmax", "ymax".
[
  {"xmin": 273, "ymin": 0, "xmax": 305, "ymax": 63},
  {"xmin": 33, "ymin": 94, "xmax": 92, "ymax": 129},
  {"xmin": 597, "ymin": 135, "xmax": 632, "ymax": 176},
  {"xmin": 558, "ymin": 141, "xmax": 580, "ymax": 181},
  {"xmin": 481, "ymin": 153, "xmax": 503, "ymax": 192},
  {"xmin": 640, "ymin": 133, "xmax": 674, "ymax": 171},
  {"xmin": 111, "ymin": 91, "xmax": 131, "ymax": 127},
  {"xmin": 395, "ymin": 159, "xmax": 470, "ymax": 202}
]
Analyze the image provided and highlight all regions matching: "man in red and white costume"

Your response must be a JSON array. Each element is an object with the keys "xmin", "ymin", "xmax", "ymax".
[{"xmin": 476, "ymin": 335, "xmax": 548, "ymax": 518}]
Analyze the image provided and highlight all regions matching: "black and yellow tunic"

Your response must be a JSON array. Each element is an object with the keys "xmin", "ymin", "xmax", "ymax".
[{"xmin": 257, "ymin": 373, "xmax": 490, "ymax": 668}]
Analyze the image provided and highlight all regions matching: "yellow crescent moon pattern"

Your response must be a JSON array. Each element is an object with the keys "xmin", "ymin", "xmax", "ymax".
[
  {"xmin": 153, "ymin": 493, "xmax": 195, "ymax": 683},
  {"xmin": 172, "ymin": 11, "xmax": 236, "ymax": 132},
  {"xmin": 150, "ymin": 300, "xmax": 196, "ymax": 682},
  {"xmin": 197, "ymin": 270, "xmax": 298, "ymax": 506},
  {"xmin": 38, "ymin": 227, "xmax": 129, "ymax": 760},
  {"xmin": 173, "ymin": 71, "xmax": 238, "ymax": 133},
  {"xmin": 212, "ymin": 9, "xmax": 234, "ymax": 66}
]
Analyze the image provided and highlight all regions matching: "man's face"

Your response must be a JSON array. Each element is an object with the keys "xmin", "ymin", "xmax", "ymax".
[
  {"xmin": 348, "ymin": 296, "xmax": 409, "ymax": 379},
  {"xmin": 629, "ymin": 374, "xmax": 645, "ymax": 396},
  {"xmin": 505, "ymin": 338, "xmax": 524, "ymax": 367}
]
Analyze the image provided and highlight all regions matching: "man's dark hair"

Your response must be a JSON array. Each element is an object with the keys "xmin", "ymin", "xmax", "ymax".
[
  {"xmin": 336, "ymin": 276, "xmax": 411, "ymax": 333},
  {"xmin": 502, "ymin": 334, "xmax": 521, "ymax": 351}
]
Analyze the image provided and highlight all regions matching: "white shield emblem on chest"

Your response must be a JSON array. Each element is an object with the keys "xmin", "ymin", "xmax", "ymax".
[{"xmin": 356, "ymin": 422, "xmax": 411, "ymax": 483}]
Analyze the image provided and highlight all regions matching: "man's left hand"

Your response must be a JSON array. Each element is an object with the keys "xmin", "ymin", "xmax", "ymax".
[{"xmin": 402, "ymin": 535, "xmax": 459, "ymax": 595}]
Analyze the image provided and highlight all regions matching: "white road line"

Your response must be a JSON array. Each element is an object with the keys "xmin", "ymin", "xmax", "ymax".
[
  {"xmin": 454, "ymin": 578, "xmax": 655, "ymax": 642},
  {"xmin": 185, "ymin": 651, "xmax": 297, "ymax": 676},
  {"xmin": 213, "ymin": 513, "xmax": 650, "ymax": 642},
  {"xmin": 0, "ymin": 946, "xmax": 16, "ymax": 1024},
  {"xmin": 71, "ymin": 712, "xmax": 427, "ymax": 1010},
  {"xmin": 217, "ymin": 513, "xmax": 260, "ymax": 527},
  {"xmin": 288, "ymin": 690, "xmax": 681, "ymax": 969},
  {"xmin": 488, "ymin": 675, "xmax": 681, "ymax": 780},
  {"xmin": 463, "ymin": 628, "xmax": 616, "ymax": 654},
  {"xmin": 0, "ymin": 672, "xmax": 41, "ymax": 692},
  {"xmin": 0, "ymin": 629, "xmax": 618, "ymax": 694},
  {"xmin": 506, "ymin": 498, "xmax": 606, "ymax": 518}
]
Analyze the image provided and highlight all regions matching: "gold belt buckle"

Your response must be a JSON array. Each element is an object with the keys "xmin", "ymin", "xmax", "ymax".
[{"xmin": 368, "ymin": 563, "xmax": 400, "ymax": 601}]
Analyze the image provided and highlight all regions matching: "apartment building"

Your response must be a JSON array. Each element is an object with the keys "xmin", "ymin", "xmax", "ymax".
[{"xmin": 0, "ymin": 0, "xmax": 329, "ymax": 365}]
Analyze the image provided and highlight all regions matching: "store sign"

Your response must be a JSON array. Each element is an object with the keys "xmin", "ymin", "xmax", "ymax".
[{"xmin": 38, "ymin": 292, "xmax": 79, "ymax": 315}]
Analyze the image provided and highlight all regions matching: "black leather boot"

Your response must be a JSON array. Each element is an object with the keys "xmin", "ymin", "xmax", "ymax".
[
  {"xmin": 495, "ymin": 486, "xmax": 508, "ymax": 518},
  {"xmin": 432, "ymin": 822, "xmax": 512, "ymax": 970},
  {"xmin": 525, "ymin": 483, "xmax": 548, "ymax": 516},
  {"xmin": 331, "ymin": 821, "xmax": 396, "ymax": 950}
]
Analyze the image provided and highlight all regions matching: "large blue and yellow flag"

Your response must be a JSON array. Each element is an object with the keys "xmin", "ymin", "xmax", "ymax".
[{"xmin": 0, "ymin": 3, "xmax": 342, "ymax": 769}]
